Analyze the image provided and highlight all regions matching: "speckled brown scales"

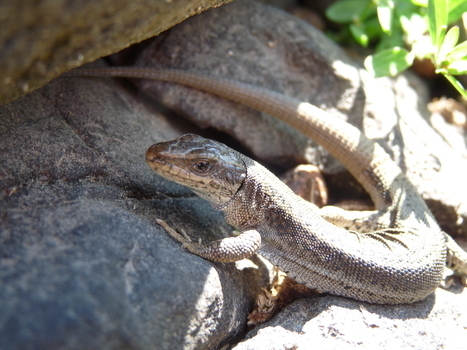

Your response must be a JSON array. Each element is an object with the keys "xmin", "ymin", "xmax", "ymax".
[{"xmin": 66, "ymin": 67, "xmax": 467, "ymax": 304}]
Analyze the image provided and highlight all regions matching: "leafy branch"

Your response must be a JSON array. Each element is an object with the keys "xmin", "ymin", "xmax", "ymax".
[{"xmin": 326, "ymin": 0, "xmax": 467, "ymax": 98}]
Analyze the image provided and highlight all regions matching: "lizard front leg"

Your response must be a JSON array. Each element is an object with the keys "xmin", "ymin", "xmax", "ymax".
[{"xmin": 156, "ymin": 219, "xmax": 261, "ymax": 263}]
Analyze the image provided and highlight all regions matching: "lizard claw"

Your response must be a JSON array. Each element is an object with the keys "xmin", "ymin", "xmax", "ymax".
[
  {"xmin": 156, "ymin": 219, "xmax": 207, "ymax": 256},
  {"xmin": 156, "ymin": 219, "xmax": 192, "ymax": 244}
]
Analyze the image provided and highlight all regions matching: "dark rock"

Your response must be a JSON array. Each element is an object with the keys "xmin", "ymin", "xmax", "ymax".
[
  {"xmin": 0, "ymin": 0, "xmax": 233, "ymax": 105},
  {"xmin": 0, "ymin": 73, "xmax": 267, "ymax": 350}
]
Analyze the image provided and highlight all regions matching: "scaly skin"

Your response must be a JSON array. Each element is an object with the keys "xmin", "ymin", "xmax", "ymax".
[{"xmin": 65, "ymin": 67, "xmax": 467, "ymax": 303}]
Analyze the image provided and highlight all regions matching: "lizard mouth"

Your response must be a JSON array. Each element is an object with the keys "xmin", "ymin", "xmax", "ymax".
[
  {"xmin": 145, "ymin": 135, "xmax": 207, "ymax": 181},
  {"xmin": 145, "ymin": 134, "xmax": 248, "ymax": 206},
  {"xmin": 145, "ymin": 142, "xmax": 192, "ymax": 185},
  {"xmin": 145, "ymin": 143, "xmax": 166, "ymax": 170},
  {"xmin": 146, "ymin": 134, "xmax": 215, "ymax": 174}
]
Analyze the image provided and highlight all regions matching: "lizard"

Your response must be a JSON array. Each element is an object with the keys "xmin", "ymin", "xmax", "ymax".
[{"xmin": 64, "ymin": 67, "xmax": 467, "ymax": 304}]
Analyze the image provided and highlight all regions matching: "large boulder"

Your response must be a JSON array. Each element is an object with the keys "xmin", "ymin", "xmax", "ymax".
[
  {"xmin": 0, "ymin": 0, "xmax": 232, "ymax": 105},
  {"xmin": 0, "ymin": 71, "xmax": 266, "ymax": 350}
]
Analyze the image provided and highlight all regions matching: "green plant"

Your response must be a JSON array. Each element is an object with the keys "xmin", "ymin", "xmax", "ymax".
[{"xmin": 326, "ymin": 0, "xmax": 467, "ymax": 98}]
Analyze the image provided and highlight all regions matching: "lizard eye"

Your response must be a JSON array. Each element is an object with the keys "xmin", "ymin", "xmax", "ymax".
[{"xmin": 195, "ymin": 160, "xmax": 211, "ymax": 172}]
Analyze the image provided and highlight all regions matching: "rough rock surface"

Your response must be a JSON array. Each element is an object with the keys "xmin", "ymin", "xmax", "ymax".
[
  {"xmin": 233, "ymin": 285, "xmax": 467, "ymax": 350},
  {"xmin": 0, "ymin": 0, "xmax": 232, "ymax": 105},
  {"xmin": 1, "ymin": 73, "xmax": 466, "ymax": 348},
  {"xmin": 2, "ymin": 0, "xmax": 467, "ymax": 349},
  {"xmin": 124, "ymin": 0, "xmax": 467, "ymax": 236},
  {"xmin": 0, "ymin": 73, "xmax": 266, "ymax": 350}
]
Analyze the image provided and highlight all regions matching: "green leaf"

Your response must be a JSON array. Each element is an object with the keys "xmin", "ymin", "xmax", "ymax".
[
  {"xmin": 447, "ymin": 40, "xmax": 467, "ymax": 61},
  {"xmin": 362, "ymin": 16, "xmax": 383, "ymax": 40},
  {"xmin": 375, "ymin": 23, "xmax": 404, "ymax": 52},
  {"xmin": 377, "ymin": 0, "xmax": 394, "ymax": 34},
  {"xmin": 360, "ymin": 1, "xmax": 377, "ymax": 20},
  {"xmin": 437, "ymin": 26, "xmax": 459, "ymax": 65},
  {"xmin": 394, "ymin": 0, "xmax": 419, "ymax": 18},
  {"xmin": 326, "ymin": 0, "xmax": 371, "ymax": 23},
  {"xmin": 364, "ymin": 47, "xmax": 414, "ymax": 77},
  {"xmin": 411, "ymin": 0, "xmax": 427, "ymax": 6},
  {"xmin": 400, "ymin": 12, "xmax": 428, "ymax": 33},
  {"xmin": 441, "ymin": 73, "xmax": 467, "ymax": 99},
  {"xmin": 447, "ymin": 0, "xmax": 467, "ymax": 24},
  {"xmin": 428, "ymin": 0, "xmax": 448, "ymax": 48},
  {"xmin": 446, "ymin": 57, "xmax": 467, "ymax": 75},
  {"xmin": 350, "ymin": 24, "xmax": 369, "ymax": 47}
]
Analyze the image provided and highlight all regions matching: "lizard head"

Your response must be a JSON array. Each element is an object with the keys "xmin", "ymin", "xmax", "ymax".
[{"xmin": 146, "ymin": 134, "xmax": 247, "ymax": 206}]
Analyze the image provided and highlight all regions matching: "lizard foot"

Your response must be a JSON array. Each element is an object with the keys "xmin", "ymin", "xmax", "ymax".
[
  {"xmin": 440, "ymin": 273, "xmax": 467, "ymax": 289},
  {"xmin": 156, "ymin": 219, "xmax": 195, "ymax": 249},
  {"xmin": 156, "ymin": 218, "xmax": 262, "ymax": 263}
]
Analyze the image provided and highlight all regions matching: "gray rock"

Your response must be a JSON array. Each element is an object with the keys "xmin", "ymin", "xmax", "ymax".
[
  {"xmin": 233, "ymin": 285, "xmax": 467, "ymax": 350},
  {"xmin": 0, "ymin": 73, "xmax": 267, "ymax": 349},
  {"xmin": 0, "ymin": 0, "xmax": 233, "ymax": 105},
  {"xmin": 2, "ymin": 0, "xmax": 467, "ymax": 349}
]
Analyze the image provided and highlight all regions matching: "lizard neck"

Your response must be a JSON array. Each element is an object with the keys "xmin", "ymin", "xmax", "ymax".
[{"xmin": 217, "ymin": 156, "xmax": 306, "ymax": 231}]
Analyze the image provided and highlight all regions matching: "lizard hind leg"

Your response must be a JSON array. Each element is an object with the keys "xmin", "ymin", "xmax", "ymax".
[
  {"xmin": 319, "ymin": 205, "xmax": 392, "ymax": 232},
  {"xmin": 156, "ymin": 219, "xmax": 262, "ymax": 263},
  {"xmin": 443, "ymin": 232, "xmax": 467, "ymax": 286}
]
